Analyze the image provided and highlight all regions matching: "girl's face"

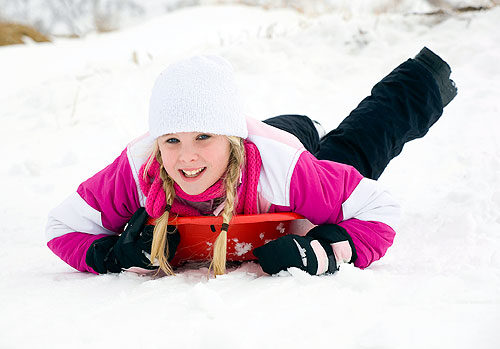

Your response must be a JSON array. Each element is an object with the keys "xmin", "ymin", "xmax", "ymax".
[{"xmin": 158, "ymin": 132, "xmax": 231, "ymax": 195}]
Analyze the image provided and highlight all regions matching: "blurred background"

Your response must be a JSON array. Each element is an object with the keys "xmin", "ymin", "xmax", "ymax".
[{"xmin": 1, "ymin": 0, "xmax": 498, "ymax": 44}]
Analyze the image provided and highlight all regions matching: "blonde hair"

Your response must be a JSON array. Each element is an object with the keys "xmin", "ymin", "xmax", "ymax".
[{"xmin": 145, "ymin": 136, "xmax": 245, "ymax": 277}]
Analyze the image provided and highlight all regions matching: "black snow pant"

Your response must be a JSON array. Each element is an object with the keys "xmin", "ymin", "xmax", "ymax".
[{"xmin": 263, "ymin": 59, "xmax": 444, "ymax": 180}]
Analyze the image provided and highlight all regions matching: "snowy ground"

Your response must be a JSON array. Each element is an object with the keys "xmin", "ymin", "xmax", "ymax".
[{"xmin": 1, "ymin": 3, "xmax": 499, "ymax": 348}]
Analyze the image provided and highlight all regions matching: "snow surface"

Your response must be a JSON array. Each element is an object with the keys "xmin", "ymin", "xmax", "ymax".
[{"xmin": 1, "ymin": 3, "xmax": 499, "ymax": 348}]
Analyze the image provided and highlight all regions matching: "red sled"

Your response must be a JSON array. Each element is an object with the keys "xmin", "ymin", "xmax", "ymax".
[{"xmin": 151, "ymin": 212, "xmax": 312, "ymax": 266}]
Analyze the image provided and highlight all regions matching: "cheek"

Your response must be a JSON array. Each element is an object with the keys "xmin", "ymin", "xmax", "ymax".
[
  {"xmin": 213, "ymin": 146, "xmax": 231, "ymax": 174},
  {"xmin": 159, "ymin": 149, "xmax": 176, "ymax": 175}
]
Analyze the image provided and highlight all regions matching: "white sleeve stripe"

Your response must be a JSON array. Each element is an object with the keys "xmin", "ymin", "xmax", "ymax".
[
  {"xmin": 126, "ymin": 133, "xmax": 155, "ymax": 207},
  {"xmin": 45, "ymin": 192, "xmax": 115, "ymax": 241},
  {"xmin": 248, "ymin": 134, "xmax": 304, "ymax": 207},
  {"xmin": 285, "ymin": 149, "xmax": 303, "ymax": 205},
  {"xmin": 342, "ymin": 178, "xmax": 401, "ymax": 230},
  {"xmin": 126, "ymin": 146, "xmax": 146, "ymax": 207}
]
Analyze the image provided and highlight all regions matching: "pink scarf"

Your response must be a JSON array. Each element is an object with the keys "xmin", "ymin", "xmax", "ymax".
[{"xmin": 139, "ymin": 140, "xmax": 262, "ymax": 218}]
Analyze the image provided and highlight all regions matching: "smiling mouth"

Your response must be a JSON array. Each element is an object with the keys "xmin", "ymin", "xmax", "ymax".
[{"xmin": 180, "ymin": 167, "xmax": 206, "ymax": 178}]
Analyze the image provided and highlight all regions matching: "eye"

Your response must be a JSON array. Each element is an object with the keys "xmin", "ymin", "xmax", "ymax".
[
  {"xmin": 165, "ymin": 137, "xmax": 179, "ymax": 144},
  {"xmin": 197, "ymin": 134, "xmax": 211, "ymax": 140}
]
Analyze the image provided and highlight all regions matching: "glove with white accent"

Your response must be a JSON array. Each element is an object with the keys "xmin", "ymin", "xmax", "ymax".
[
  {"xmin": 252, "ymin": 224, "xmax": 356, "ymax": 276},
  {"xmin": 86, "ymin": 207, "xmax": 180, "ymax": 274}
]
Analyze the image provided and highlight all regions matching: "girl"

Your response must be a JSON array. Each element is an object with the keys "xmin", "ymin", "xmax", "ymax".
[{"xmin": 46, "ymin": 48, "xmax": 456, "ymax": 276}]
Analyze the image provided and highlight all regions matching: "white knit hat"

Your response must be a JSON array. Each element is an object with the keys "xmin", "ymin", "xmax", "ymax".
[{"xmin": 148, "ymin": 55, "xmax": 247, "ymax": 139}]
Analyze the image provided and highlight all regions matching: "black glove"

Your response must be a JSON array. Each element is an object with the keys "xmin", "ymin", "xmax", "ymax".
[
  {"xmin": 414, "ymin": 47, "xmax": 457, "ymax": 107},
  {"xmin": 252, "ymin": 224, "xmax": 356, "ymax": 276},
  {"xmin": 86, "ymin": 207, "xmax": 180, "ymax": 274}
]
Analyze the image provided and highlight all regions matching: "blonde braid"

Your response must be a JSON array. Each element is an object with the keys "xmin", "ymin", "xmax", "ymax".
[
  {"xmin": 149, "ymin": 146, "xmax": 176, "ymax": 276},
  {"xmin": 209, "ymin": 136, "xmax": 245, "ymax": 276}
]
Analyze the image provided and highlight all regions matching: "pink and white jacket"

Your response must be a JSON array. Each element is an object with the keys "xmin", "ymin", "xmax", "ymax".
[{"xmin": 46, "ymin": 117, "xmax": 400, "ymax": 274}]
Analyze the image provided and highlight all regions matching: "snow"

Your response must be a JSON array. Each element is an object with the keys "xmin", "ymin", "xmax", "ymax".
[
  {"xmin": 233, "ymin": 240, "xmax": 253, "ymax": 256},
  {"xmin": 1, "ymin": 2, "xmax": 500, "ymax": 348},
  {"xmin": 1, "ymin": 0, "xmax": 496, "ymax": 36}
]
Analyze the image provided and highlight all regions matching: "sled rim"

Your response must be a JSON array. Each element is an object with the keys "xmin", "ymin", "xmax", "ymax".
[{"xmin": 167, "ymin": 212, "xmax": 303, "ymax": 226}]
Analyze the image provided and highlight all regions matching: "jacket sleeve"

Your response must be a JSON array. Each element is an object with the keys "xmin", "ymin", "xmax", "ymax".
[
  {"xmin": 45, "ymin": 148, "xmax": 143, "ymax": 273},
  {"xmin": 289, "ymin": 151, "xmax": 400, "ymax": 268}
]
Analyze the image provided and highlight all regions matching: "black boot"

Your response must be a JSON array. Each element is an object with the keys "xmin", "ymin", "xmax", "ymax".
[{"xmin": 414, "ymin": 47, "xmax": 457, "ymax": 107}]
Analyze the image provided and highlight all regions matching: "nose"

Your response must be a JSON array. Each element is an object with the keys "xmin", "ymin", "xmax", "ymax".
[{"xmin": 178, "ymin": 143, "xmax": 199, "ymax": 163}]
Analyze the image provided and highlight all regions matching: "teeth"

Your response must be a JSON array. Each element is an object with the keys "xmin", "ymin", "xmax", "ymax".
[{"xmin": 182, "ymin": 168, "xmax": 204, "ymax": 177}]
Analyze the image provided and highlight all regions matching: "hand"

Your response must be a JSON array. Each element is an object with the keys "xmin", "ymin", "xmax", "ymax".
[
  {"xmin": 86, "ymin": 207, "xmax": 180, "ymax": 274},
  {"xmin": 252, "ymin": 224, "xmax": 355, "ymax": 276},
  {"xmin": 134, "ymin": 224, "xmax": 180, "ymax": 262},
  {"xmin": 253, "ymin": 234, "xmax": 337, "ymax": 276}
]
